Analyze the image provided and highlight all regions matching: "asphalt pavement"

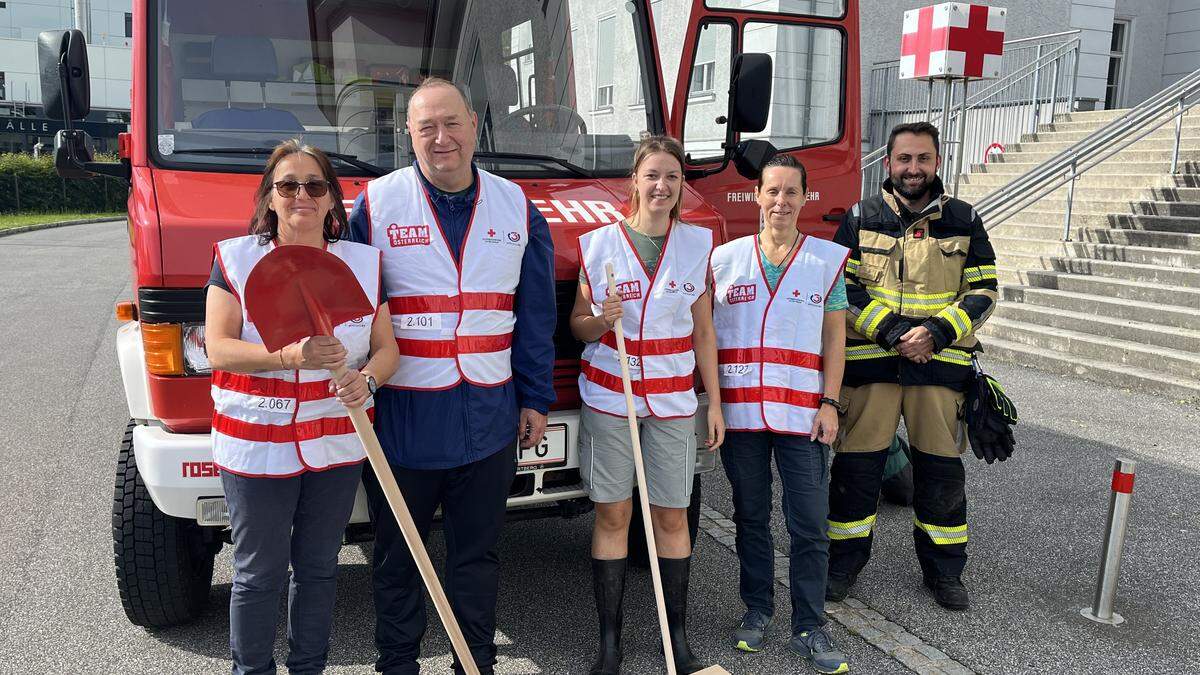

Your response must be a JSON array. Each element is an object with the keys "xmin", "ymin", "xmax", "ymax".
[{"xmin": 0, "ymin": 220, "xmax": 1196, "ymax": 674}]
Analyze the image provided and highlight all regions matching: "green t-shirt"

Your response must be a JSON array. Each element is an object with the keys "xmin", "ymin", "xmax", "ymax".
[
  {"xmin": 757, "ymin": 238, "xmax": 848, "ymax": 312},
  {"xmin": 579, "ymin": 221, "xmax": 666, "ymax": 284}
]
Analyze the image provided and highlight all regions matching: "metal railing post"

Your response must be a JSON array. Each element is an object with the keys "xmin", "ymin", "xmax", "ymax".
[
  {"xmin": 1080, "ymin": 458, "xmax": 1136, "ymax": 626},
  {"xmin": 939, "ymin": 79, "xmax": 955, "ymax": 181},
  {"xmin": 1062, "ymin": 159, "xmax": 1077, "ymax": 241},
  {"xmin": 1029, "ymin": 44, "xmax": 1044, "ymax": 134},
  {"xmin": 1049, "ymin": 56, "xmax": 1061, "ymax": 122},
  {"xmin": 954, "ymin": 79, "xmax": 969, "ymax": 197},
  {"xmin": 1068, "ymin": 43, "xmax": 1080, "ymax": 111},
  {"xmin": 1171, "ymin": 95, "xmax": 1184, "ymax": 174}
]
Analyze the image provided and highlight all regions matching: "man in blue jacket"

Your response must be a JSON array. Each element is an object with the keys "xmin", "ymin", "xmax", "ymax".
[{"xmin": 348, "ymin": 78, "xmax": 556, "ymax": 675}]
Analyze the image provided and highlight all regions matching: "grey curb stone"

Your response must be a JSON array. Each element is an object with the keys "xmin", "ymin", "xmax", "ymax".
[{"xmin": 0, "ymin": 216, "xmax": 124, "ymax": 238}]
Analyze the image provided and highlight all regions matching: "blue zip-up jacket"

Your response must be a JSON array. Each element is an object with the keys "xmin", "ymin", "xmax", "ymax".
[{"xmin": 348, "ymin": 163, "xmax": 556, "ymax": 469}]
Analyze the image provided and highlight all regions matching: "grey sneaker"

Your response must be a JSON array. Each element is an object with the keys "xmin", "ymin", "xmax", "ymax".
[
  {"xmin": 789, "ymin": 627, "xmax": 849, "ymax": 674},
  {"xmin": 733, "ymin": 609, "xmax": 772, "ymax": 652}
]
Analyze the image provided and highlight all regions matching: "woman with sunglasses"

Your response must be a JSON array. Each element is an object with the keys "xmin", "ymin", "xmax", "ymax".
[{"xmin": 204, "ymin": 139, "xmax": 399, "ymax": 675}]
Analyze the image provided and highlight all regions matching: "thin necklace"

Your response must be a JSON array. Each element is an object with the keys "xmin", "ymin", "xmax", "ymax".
[
  {"xmin": 759, "ymin": 227, "xmax": 801, "ymax": 267},
  {"xmin": 628, "ymin": 218, "xmax": 666, "ymax": 255}
]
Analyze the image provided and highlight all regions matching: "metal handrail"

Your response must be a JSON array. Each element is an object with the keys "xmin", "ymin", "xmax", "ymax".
[
  {"xmin": 975, "ymin": 66, "xmax": 1200, "ymax": 237},
  {"xmin": 862, "ymin": 32, "xmax": 1080, "ymax": 198}
]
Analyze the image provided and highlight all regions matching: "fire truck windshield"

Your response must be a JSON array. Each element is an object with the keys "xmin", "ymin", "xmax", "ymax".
[{"xmin": 151, "ymin": 0, "xmax": 660, "ymax": 177}]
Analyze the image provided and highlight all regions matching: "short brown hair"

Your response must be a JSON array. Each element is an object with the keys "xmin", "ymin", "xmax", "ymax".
[
  {"xmin": 248, "ymin": 139, "xmax": 348, "ymax": 245},
  {"xmin": 627, "ymin": 135, "xmax": 687, "ymax": 222},
  {"xmin": 756, "ymin": 153, "xmax": 807, "ymax": 193},
  {"xmin": 409, "ymin": 76, "xmax": 474, "ymax": 113}
]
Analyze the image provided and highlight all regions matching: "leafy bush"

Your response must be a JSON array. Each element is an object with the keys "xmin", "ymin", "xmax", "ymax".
[{"xmin": 0, "ymin": 152, "xmax": 127, "ymax": 213}]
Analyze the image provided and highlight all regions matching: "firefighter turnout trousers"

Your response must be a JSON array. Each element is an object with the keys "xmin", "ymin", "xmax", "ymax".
[{"xmin": 828, "ymin": 383, "xmax": 968, "ymax": 579}]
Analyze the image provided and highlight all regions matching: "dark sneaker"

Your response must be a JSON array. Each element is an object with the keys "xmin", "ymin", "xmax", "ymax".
[
  {"xmin": 825, "ymin": 572, "xmax": 856, "ymax": 602},
  {"xmin": 923, "ymin": 574, "xmax": 970, "ymax": 611},
  {"xmin": 789, "ymin": 627, "xmax": 849, "ymax": 674},
  {"xmin": 733, "ymin": 609, "xmax": 772, "ymax": 652}
]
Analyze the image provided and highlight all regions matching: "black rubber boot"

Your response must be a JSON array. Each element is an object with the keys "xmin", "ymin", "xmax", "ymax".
[
  {"xmin": 923, "ymin": 574, "xmax": 970, "ymax": 611},
  {"xmin": 589, "ymin": 558, "xmax": 627, "ymax": 675},
  {"xmin": 659, "ymin": 556, "xmax": 706, "ymax": 674}
]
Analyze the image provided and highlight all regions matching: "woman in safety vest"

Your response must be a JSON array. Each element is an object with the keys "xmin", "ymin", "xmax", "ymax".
[
  {"xmin": 570, "ymin": 135, "xmax": 723, "ymax": 675},
  {"xmin": 204, "ymin": 140, "xmax": 399, "ymax": 675},
  {"xmin": 709, "ymin": 153, "xmax": 850, "ymax": 675}
]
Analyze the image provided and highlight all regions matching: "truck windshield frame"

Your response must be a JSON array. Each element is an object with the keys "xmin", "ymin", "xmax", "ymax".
[{"xmin": 146, "ymin": 0, "xmax": 667, "ymax": 178}]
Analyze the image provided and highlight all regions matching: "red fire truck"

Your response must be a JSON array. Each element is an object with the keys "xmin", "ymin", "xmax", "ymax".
[{"xmin": 39, "ymin": 0, "xmax": 859, "ymax": 628}]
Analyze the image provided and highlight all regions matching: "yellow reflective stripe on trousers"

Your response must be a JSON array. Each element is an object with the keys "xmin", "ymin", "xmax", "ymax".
[
  {"xmin": 963, "ymin": 265, "xmax": 997, "ymax": 283},
  {"xmin": 828, "ymin": 514, "xmax": 877, "ymax": 540},
  {"xmin": 846, "ymin": 344, "xmax": 898, "ymax": 361},
  {"xmin": 935, "ymin": 305, "xmax": 973, "ymax": 340},
  {"xmin": 914, "ymin": 518, "xmax": 968, "ymax": 544},
  {"xmin": 931, "ymin": 347, "xmax": 973, "ymax": 366},
  {"xmin": 853, "ymin": 300, "xmax": 892, "ymax": 339}
]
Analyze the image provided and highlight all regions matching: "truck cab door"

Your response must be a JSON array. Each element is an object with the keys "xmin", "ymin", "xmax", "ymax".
[{"xmin": 663, "ymin": 0, "xmax": 861, "ymax": 241}]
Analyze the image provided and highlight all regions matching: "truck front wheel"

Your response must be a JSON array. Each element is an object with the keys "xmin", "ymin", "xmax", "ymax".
[
  {"xmin": 627, "ymin": 475, "xmax": 702, "ymax": 568},
  {"xmin": 113, "ymin": 420, "xmax": 220, "ymax": 628}
]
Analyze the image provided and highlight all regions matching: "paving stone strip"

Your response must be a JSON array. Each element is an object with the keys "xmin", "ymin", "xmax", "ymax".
[{"xmin": 698, "ymin": 503, "xmax": 977, "ymax": 675}]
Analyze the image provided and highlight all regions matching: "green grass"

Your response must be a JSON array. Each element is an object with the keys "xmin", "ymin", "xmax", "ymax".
[{"xmin": 0, "ymin": 211, "xmax": 124, "ymax": 231}]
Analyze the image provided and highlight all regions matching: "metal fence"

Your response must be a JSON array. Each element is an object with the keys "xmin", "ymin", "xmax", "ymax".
[
  {"xmin": 0, "ymin": 174, "xmax": 128, "ymax": 214},
  {"xmin": 862, "ymin": 31, "xmax": 1081, "ymax": 198}
]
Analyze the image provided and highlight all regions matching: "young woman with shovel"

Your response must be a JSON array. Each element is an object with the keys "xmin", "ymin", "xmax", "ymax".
[
  {"xmin": 204, "ymin": 140, "xmax": 399, "ymax": 675},
  {"xmin": 570, "ymin": 135, "xmax": 725, "ymax": 675}
]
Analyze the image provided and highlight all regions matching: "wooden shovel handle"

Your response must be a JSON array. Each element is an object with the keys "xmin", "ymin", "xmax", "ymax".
[
  {"xmin": 604, "ymin": 264, "xmax": 678, "ymax": 675},
  {"xmin": 331, "ymin": 365, "xmax": 480, "ymax": 675}
]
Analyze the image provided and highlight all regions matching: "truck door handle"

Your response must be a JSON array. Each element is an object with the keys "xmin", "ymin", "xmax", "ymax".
[{"xmin": 823, "ymin": 208, "xmax": 846, "ymax": 222}]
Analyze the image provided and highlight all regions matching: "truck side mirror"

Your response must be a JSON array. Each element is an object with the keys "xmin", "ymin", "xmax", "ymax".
[
  {"xmin": 732, "ymin": 139, "xmax": 777, "ymax": 180},
  {"xmin": 727, "ymin": 53, "xmax": 771, "ymax": 134},
  {"xmin": 38, "ymin": 29, "xmax": 92, "ymax": 121}
]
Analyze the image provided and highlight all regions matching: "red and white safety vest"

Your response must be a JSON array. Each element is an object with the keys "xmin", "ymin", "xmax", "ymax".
[
  {"xmin": 710, "ymin": 233, "xmax": 849, "ymax": 434},
  {"xmin": 365, "ymin": 166, "xmax": 527, "ymax": 389},
  {"xmin": 578, "ymin": 221, "xmax": 713, "ymax": 419},
  {"xmin": 210, "ymin": 236, "xmax": 381, "ymax": 477}
]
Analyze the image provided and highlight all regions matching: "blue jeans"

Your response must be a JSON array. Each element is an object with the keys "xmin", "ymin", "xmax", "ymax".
[
  {"xmin": 721, "ymin": 432, "xmax": 831, "ymax": 634},
  {"xmin": 221, "ymin": 463, "xmax": 363, "ymax": 675}
]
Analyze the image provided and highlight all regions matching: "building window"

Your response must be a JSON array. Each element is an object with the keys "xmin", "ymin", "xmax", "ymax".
[
  {"xmin": 596, "ymin": 15, "xmax": 615, "ymax": 109},
  {"xmin": 689, "ymin": 33, "xmax": 717, "ymax": 96},
  {"xmin": 0, "ymin": 72, "xmax": 6, "ymax": 101},
  {"xmin": 125, "ymin": 12, "xmax": 133, "ymax": 38},
  {"xmin": 1105, "ymin": 19, "xmax": 1130, "ymax": 109}
]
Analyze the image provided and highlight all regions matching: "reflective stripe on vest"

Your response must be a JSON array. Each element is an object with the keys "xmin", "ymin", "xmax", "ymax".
[
  {"xmin": 578, "ymin": 221, "xmax": 713, "ymax": 419},
  {"xmin": 367, "ymin": 166, "xmax": 527, "ymax": 389},
  {"xmin": 711, "ymin": 234, "xmax": 849, "ymax": 434},
  {"xmin": 210, "ymin": 236, "xmax": 380, "ymax": 476}
]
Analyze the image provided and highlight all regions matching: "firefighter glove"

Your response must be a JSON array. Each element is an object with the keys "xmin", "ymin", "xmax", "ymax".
[{"xmin": 965, "ymin": 368, "xmax": 1018, "ymax": 464}]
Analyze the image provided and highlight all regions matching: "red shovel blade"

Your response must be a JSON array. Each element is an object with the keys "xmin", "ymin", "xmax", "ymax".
[{"xmin": 244, "ymin": 245, "xmax": 374, "ymax": 353}]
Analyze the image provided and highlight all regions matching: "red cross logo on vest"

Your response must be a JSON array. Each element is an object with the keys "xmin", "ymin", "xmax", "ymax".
[
  {"xmin": 899, "ymin": 3, "xmax": 1006, "ymax": 80},
  {"xmin": 487, "ymin": 228, "xmax": 496, "ymax": 237}
]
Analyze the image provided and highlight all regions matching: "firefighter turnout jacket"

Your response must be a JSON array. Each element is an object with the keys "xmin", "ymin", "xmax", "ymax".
[{"xmin": 835, "ymin": 177, "xmax": 998, "ymax": 391}]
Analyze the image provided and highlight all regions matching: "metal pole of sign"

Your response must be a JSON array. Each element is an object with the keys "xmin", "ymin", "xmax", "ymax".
[
  {"xmin": 1080, "ymin": 458, "xmax": 1137, "ymax": 626},
  {"xmin": 926, "ymin": 79, "xmax": 935, "ymax": 120},
  {"xmin": 939, "ymin": 79, "xmax": 954, "ymax": 182},
  {"xmin": 13, "ymin": 175, "xmax": 20, "ymax": 213},
  {"xmin": 1171, "ymin": 96, "xmax": 1184, "ymax": 174},
  {"xmin": 954, "ymin": 79, "xmax": 969, "ymax": 197}
]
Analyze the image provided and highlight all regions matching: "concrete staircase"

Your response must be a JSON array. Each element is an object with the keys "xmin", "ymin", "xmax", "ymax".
[{"xmin": 956, "ymin": 108, "xmax": 1200, "ymax": 402}]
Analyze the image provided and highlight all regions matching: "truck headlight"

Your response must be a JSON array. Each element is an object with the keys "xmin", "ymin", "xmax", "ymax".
[{"xmin": 182, "ymin": 323, "xmax": 211, "ymax": 374}]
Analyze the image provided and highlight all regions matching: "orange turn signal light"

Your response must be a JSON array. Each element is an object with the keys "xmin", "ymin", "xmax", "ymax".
[
  {"xmin": 115, "ymin": 301, "xmax": 137, "ymax": 322},
  {"xmin": 142, "ymin": 323, "xmax": 185, "ymax": 375}
]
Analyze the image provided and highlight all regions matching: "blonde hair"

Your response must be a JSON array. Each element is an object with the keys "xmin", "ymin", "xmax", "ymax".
[{"xmin": 627, "ymin": 135, "xmax": 686, "ymax": 223}]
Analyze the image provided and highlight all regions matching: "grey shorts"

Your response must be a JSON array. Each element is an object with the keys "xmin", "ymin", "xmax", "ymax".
[{"xmin": 578, "ymin": 405, "xmax": 697, "ymax": 508}]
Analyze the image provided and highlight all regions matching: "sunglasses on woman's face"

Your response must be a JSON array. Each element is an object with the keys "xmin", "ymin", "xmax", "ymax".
[{"xmin": 273, "ymin": 179, "xmax": 331, "ymax": 198}]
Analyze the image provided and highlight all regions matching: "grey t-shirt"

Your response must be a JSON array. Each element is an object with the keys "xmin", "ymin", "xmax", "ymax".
[{"xmin": 579, "ymin": 221, "xmax": 667, "ymax": 285}]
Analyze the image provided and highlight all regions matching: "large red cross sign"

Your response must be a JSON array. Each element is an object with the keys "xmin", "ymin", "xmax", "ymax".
[{"xmin": 900, "ymin": 3, "xmax": 1006, "ymax": 80}]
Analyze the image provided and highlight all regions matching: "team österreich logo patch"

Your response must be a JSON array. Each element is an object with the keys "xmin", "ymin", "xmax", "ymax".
[
  {"xmin": 387, "ymin": 224, "xmax": 430, "ymax": 247},
  {"xmin": 615, "ymin": 280, "xmax": 643, "ymax": 301},
  {"xmin": 727, "ymin": 284, "xmax": 757, "ymax": 305}
]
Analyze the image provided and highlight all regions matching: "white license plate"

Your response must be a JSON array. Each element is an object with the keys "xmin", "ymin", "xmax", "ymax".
[{"xmin": 517, "ymin": 424, "xmax": 567, "ymax": 471}]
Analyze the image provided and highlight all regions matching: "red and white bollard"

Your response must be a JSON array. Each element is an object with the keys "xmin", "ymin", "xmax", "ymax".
[{"xmin": 1080, "ymin": 458, "xmax": 1136, "ymax": 625}]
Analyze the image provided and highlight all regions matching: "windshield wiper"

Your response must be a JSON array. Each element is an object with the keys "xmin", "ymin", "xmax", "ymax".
[
  {"xmin": 171, "ymin": 147, "xmax": 390, "ymax": 177},
  {"xmin": 473, "ymin": 151, "xmax": 593, "ymax": 178}
]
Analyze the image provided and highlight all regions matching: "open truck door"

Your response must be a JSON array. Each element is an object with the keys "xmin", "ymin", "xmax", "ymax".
[{"xmin": 660, "ymin": 0, "xmax": 860, "ymax": 241}]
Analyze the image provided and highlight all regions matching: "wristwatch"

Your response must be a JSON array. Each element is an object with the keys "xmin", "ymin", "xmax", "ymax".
[
  {"xmin": 819, "ymin": 396, "xmax": 846, "ymax": 414},
  {"xmin": 365, "ymin": 374, "xmax": 378, "ymax": 396}
]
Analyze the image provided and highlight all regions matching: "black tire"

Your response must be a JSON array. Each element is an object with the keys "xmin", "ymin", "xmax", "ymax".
[
  {"xmin": 628, "ymin": 475, "xmax": 702, "ymax": 569},
  {"xmin": 113, "ymin": 420, "xmax": 219, "ymax": 628}
]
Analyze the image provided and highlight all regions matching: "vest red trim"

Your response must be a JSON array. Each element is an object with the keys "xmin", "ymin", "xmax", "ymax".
[{"xmin": 213, "ymin": 408, "xmax": 376, "ymax": 443}]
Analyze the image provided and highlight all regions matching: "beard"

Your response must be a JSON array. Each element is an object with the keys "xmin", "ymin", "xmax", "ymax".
[{"xmin": 891, "ymin": 171, "xmax": 933, "ymax": 201}]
